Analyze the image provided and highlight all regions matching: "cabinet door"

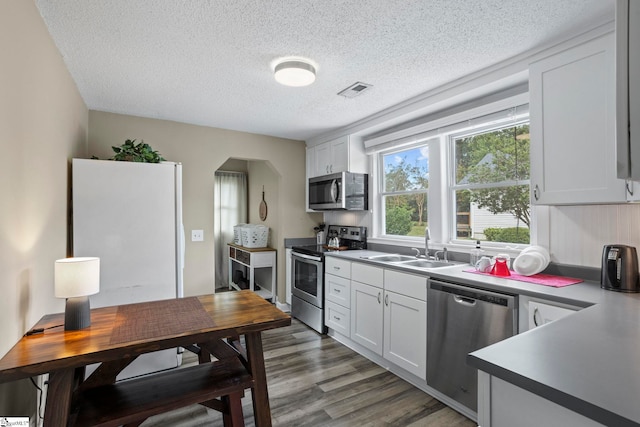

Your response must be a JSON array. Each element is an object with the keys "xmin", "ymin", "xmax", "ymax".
[
  {"xmin": 350, "ymin": 281, "xmax": 383, "ymax": 355},
  {"xmin": 528, "ymin": 301, "xmax": 576, "ymax": 330},
  {"xmin": 383, "ymin": 291, "xmax": 427, "ymax": 379},
  {"xmin": 530, "ymin": 33, "xmax": 626, "ymax": 204},
  {"xmin": 315, "ymin": 142, "xmax": 332, "ymax": 176},
  {"xmin": 329, "ymin": 136, "xmax": 349, "ymax": 174},
  {"xmin": 488, "ymin": 376, "xmax": 603, "ymax": 427}
]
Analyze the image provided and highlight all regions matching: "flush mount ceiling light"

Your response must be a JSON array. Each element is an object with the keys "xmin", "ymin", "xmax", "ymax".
[{"xmin": 274, "ymin": 59, "xmax": 316, "ymax": 87}]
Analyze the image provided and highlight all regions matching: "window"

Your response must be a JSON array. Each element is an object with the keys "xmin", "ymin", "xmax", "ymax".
[
  {"xmin": 380, "ymin": 145, "xmax": 430, "ymax": 237},
  {"xmin": 371, "ymin": 100, "xmax": 530, "ymax": 247},
  {"xmin": 451, "ymin": 123, "xmax": 530, "ymax": 244}
]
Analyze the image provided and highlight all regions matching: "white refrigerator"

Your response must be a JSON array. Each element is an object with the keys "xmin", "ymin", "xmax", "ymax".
[{"xmin": 72, "ymin": 158, "xmax": 184, "ymax": 379}]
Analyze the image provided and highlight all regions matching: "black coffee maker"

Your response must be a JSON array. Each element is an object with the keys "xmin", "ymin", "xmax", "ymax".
[{"xmin": 601, "ymin": 245, "xmax": 640, "ymax": 292}]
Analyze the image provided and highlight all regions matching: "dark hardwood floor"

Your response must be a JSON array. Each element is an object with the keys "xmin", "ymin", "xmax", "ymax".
[{"xmin": 142, "ymin": 319, "xmax": 476, "ymax": 427}]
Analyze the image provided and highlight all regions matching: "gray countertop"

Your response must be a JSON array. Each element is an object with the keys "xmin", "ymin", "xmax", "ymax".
[{"xmin": 325, "ymin": 250, "xmax": 640, "ymax": 426}]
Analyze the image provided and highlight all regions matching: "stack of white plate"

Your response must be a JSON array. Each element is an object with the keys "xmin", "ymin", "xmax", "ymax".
[{"xmin": 513, "ymin": 246, "xmax": 550, "ymax": 276}]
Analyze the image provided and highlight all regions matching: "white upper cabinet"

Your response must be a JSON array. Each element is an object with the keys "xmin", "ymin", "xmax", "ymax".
[
  {"xmin": 529, "ymin": 32, "xmax": 627, "ymax": 205},
  {"xmin": 306, "ymin": 135, "xmax": 367, "ymax": 178},
  {"xmin": 616, "ymin": 0, "xmax": 640, "ymax": 181}
]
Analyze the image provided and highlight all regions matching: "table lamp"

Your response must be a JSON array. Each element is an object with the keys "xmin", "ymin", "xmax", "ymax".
[{"xmin": 55, "ymin": 257, "xmax": 100, "ymax": 330}]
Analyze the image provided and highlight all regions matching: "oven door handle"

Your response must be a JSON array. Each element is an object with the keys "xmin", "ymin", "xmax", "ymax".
[{"xmin": 292, "ymin": 252, "xmax": 323, "ymax": 262}]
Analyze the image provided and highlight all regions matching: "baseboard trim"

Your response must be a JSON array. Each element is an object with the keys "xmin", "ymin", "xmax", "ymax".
[{"xmin": 275, "ymin": 301, "xmax": 291, "ymax": 312}]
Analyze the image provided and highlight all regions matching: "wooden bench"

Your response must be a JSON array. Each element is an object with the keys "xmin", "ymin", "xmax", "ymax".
[{"xmin": 71, "ymin": 356, "xmax": 254, "ymax": 426}]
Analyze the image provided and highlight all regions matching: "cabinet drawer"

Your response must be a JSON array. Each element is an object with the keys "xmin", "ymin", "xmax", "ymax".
[
  {"xmin": 232, "ymin": 249, "xmax": 250, "ymax": 264},
  {"xmin": 325, "ymin": 300, "xmax": 350, "ymax": 336},
  {"xmin": 325, "ymin": 257, "xmax": 351, "ymax": 279},
  {"xmin": 352, "ymin": 262, "xmax": 383, "ymax": 288},
  {"xmin": 384, "ymin": 270, "xmax": 427, "ymax": 301},
  {"xmin": 325, "ymin": 274, "xmax": 351, "ymax": 307}
]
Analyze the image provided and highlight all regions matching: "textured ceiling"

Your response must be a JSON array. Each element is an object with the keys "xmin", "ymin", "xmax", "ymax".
[{"xmin": 35, "ymin": 0, "xmax": 614, "ymax": 141}]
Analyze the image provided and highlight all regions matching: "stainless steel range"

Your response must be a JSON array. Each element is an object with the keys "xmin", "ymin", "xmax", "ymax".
[{"xmin": 291, "ymin": 225, "xmax": 367, "ymax": 333}]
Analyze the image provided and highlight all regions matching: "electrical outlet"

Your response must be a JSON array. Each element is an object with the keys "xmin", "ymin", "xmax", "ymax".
[{"xmin": 191, "ymin": 230, "xmax": 204, "ymax": 242}]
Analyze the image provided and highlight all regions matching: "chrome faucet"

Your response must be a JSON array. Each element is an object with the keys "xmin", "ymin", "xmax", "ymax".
[
  {"xmin": 424, "ymin": 227, "xmax": 433, "ymax": 259},
  {"xmin": 413, "ymin": 228, "xmax": 435, "ymax": 259}
]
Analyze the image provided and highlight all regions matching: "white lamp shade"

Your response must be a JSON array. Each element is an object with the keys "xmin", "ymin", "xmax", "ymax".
[
  {"xmin": 274, "ymin": 60, "xmax": 316, "ymax": 87},
  {"xmin": 55, "ymin": 257, "xmax": 100, "ymax": 298}
]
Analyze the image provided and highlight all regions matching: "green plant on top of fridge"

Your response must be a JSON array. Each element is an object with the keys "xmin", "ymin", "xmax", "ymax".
[{"xmin": 108, "ymin": 139, "xmax": 165, "ymax": 163}]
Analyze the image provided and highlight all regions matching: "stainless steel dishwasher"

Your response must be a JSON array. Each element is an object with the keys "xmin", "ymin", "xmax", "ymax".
[{"xmin": 427, "ymin": 279, "xmax": 517, "ymax": 412}]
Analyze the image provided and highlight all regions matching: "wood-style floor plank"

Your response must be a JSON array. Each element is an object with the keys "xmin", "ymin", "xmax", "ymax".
[{"xmin": 141, "ymin": 319, "xmax": 475, "ymax": 427}]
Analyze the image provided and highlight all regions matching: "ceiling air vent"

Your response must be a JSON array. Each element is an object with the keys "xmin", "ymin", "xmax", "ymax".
[{"xmin": 337, "ymin": 82, "xmax": 372, "ymax": 98}]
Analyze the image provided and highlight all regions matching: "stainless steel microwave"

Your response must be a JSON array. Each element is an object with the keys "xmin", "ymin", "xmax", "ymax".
[{"xmin": 308, "ymin": 171, "xmax": 368, "ymax": 210}]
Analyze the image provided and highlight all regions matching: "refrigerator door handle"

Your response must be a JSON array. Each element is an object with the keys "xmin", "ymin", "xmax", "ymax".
[{"xmin": 175, "ymin": 163, "xmax": 184, "ymax": 299}]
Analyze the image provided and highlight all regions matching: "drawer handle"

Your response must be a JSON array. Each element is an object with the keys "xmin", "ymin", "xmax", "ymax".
[
  {"xmin": 334, "ymin": 289, "xmax": 341, "ymax": 293},
  {"xmin": 333, "ymin": 266, "xmax": 340, "ymax": 270},
  {"xmin": 333, "ymin": 315, "xmax": 341, "ymax": 321}
]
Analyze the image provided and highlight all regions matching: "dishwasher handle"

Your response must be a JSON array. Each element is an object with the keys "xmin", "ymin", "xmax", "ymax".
[
  {"xmin": 453, "ymin": 295, "xmax": 477, "ymax": 306},
  {"xmin": 429, "ymin": 279, "xmax": 516, "ymax": 308}
]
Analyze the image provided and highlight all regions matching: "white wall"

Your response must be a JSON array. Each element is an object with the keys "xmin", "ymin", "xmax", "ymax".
[
  {"xmin": 0, "ymin": 0, "xmax": 88, "ymax": 416},
  {"xmin": 543, "ymin": 204, "xmax": 640, "ymax": 267},
  {"xmin": 88, "ymin": 111, "xmax": 322, "ymax": 302}
]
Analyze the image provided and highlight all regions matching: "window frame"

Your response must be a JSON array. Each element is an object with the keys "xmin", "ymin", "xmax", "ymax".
[
  {"xmin": 370, "ymin": 101, "xmax": 531, "ymax": 249},
  {"xmin": 376, "ymin": 142, "xmax": 433, "ymax": 241},
  {"xmin": 446, "ymin": 119, "xmax": 531, "ymax": 248}
]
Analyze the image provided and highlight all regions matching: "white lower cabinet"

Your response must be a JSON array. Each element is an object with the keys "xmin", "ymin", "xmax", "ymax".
[
  {"xmin": 383, "ymin": 290, "xmax": 427, "ymax": 379},
  {"xmin": 325, "ymin": 271, "xmax": 351, "ymax": 336},
  {"xmin": 528, "ymin": 300, "xmax": 576, "ymax": 330},
  {"xmin": 350, "ymin": 280, "xmax": 384, "ymax": 355},
  {"xmin": 348, "ymin": 265, "xmax": 427, "ymax": 379},
  {"xmin": 327, "ymin": 260, "xmax": 428, "ymax": 382},
  {"xmin": 478, "ymin": 372, "xmax": 604, "ymax": 427},
  {"xmin": 518, "ymin": 295, "xmax": 580, "ymax": 333}
]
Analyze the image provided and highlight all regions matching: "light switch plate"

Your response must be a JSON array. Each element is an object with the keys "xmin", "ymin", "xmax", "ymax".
[{"xmin": 191, "ymin": 229, "xmax": 204, "ymax": 242}]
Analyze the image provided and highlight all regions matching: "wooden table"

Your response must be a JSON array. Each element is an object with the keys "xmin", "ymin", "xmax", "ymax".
[{"xmin": 0, "ymin": 290, "xmax": 291, "ymax": 426}]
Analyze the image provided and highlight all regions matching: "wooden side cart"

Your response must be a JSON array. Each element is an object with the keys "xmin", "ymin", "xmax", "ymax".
[{"xmin": 228, "ymin": 243, "xmax": 276, "ymax": 301}]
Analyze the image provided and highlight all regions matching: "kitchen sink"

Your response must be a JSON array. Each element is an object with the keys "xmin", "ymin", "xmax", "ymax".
[
  {"xmin": 398, "ymin": 259, "xmax": 456, "ymax": 269},
  {"xmin": 362, "ymin": 254, "xmax": 417, "ymax": 262}
]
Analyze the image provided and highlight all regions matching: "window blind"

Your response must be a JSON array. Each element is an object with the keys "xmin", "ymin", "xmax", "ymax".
[{"xmin": 364, "ymin": 94, "xmax": 529, "ymax": 155}]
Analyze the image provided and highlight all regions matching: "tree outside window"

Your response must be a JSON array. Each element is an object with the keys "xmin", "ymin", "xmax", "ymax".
[
  {"xmin": 453, "ymin": 123, "xmax": 530, "ymax": 244},
  {"xmin": 381, "ymin": 146, "xmax": 429, "ymax": 236}
]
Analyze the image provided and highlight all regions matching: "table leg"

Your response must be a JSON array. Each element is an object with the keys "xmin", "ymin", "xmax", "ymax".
[
  {"xmin": 43, "ymin": 368, "xmax": 75, "ymax": 427},
  {"xmin": 245, "ymin": 331, "xmax": 272, "ymax": 427}
]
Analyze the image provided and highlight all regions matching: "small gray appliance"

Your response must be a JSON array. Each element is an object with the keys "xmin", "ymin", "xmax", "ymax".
[
  {"xmin": 308, "ymin": 172, "xmax": 368, "ymax": 211},
  {"xmin": 601, "ymin": 244, "xmax": 640, "ymax": 292}
]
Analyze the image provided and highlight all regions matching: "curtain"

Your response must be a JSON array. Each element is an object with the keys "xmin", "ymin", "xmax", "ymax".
[{"xmin": 214, "ymin": 171, "xmax": 247, "ymax": 289}]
